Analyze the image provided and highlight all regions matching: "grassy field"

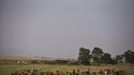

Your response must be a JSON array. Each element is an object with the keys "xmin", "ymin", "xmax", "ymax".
[{"xmin": 0, "ymin": 64, "xmax": 134, "ymax": 75}]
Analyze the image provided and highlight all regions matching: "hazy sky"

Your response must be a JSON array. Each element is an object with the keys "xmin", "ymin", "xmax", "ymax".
[{"xmin": 0, "ymin": 0, "xmax": 134, "ymax": 58}]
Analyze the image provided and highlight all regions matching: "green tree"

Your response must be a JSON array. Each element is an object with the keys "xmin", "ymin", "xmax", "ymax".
[
  {"xmin": 124, "ymin": 50, "xmax": 134, "ymax": 64},
  {"xmin": 116, "ymin": 55, "xmax": 123, "ymax": 64},
  {"xmin": 78, "ymin": 47, "xmax": 90, "ymax": 65},
  {"xmin": 102, "ymin": 53, "xmax": 112, "ymax": 64},
  {"xmin": 91, "ymin": 47, "xmax": 104, "ymax": 65}
]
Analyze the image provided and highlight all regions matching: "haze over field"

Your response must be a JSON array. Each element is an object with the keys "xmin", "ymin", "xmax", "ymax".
[{"xmin": 0, "ymin": 0, "xmax": 134, "ymax": 58}]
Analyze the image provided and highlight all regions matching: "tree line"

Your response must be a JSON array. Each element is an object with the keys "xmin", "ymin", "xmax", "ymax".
[{"xmin": 78, "ymin": 47, "xmax": 134, "ymax": 65}]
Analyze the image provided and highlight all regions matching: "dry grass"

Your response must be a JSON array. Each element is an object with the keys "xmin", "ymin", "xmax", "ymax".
[{"xmin": 0, "ymin": 64, "xmax": 134, "ymax": 75}]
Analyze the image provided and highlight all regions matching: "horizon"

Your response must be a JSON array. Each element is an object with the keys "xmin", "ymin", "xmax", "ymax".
[{"xmin": 0, "ymin": 47, "xmax": 131, "ymax": 58}]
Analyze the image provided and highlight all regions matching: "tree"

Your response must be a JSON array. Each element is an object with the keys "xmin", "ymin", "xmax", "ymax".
[
  {"xmin": 91, "ymin": 47, "xmax": 103, "ymax": 56},
  {"xmin": 78, "ymin": 47, "xmax": 90, "ymax": 65},
  {"xmin": 91, "ymin": 47, "xmax": 104, "ymax": 65},
  {"xmin": 116, "ymin": 55, "xmax": 123, "ymax": 64},
  {"xmin": 102, "ymin": 53, "xmax": 112, "ymax": 64},
  {"xmin": 124, "ymin": 50, "xmax": 134, "ymax": 64}
]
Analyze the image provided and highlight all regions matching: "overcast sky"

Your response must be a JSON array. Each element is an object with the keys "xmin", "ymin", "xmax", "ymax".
[{"xmin": 0, "ymin": 0, "xmax": 134, "ymax": 58}]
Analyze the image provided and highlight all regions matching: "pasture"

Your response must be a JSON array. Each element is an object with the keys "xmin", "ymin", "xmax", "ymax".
[{"xmin": 0, "ymin": 64, "xmax": 134, "ymax": 75}]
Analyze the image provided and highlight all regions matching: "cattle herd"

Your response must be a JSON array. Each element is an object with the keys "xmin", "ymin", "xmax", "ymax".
[{"xmin": 11, "ymin": 68, "xmax": 128, "ymax": 75}]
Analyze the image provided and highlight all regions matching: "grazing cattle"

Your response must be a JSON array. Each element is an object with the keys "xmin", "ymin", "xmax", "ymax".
[
  {"xmin": 11, "ymin": 68, "xmax": 127, "ymax": 75},
  {"xmin": 76, "ymin": 69, "xmax": 80, "ymax": 75},
  {"xmin": 55, "ymin": 70, "xmax": 60, "ymax": 75},
  {"xmin": 99, "ymin": 69, "xmax": 104, "ymax": 75},
  {"xmin": 65, "ymin": 71, "xmax": 70, "ymax": 75},
  {"xmin": 59, "ymin": 71, "xmax": 64, "ymax": 75},
  {"xmin": 40, "ymin": 72, "xmax": 45, "ymax": 75},
  {"xmin": 69, "ymin": 72, "xmax": 73, "ymax": 75},
  {"xmin": 85, "ymin": 69, "xmax": 90, "ymax": 75},
  {"xmin": 115, "ymin": 68, "xmax": 120, "ymax": 75},
  {"xmin": 72, "ymin": 69, "xmax": 76, "ymax": 75}
]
